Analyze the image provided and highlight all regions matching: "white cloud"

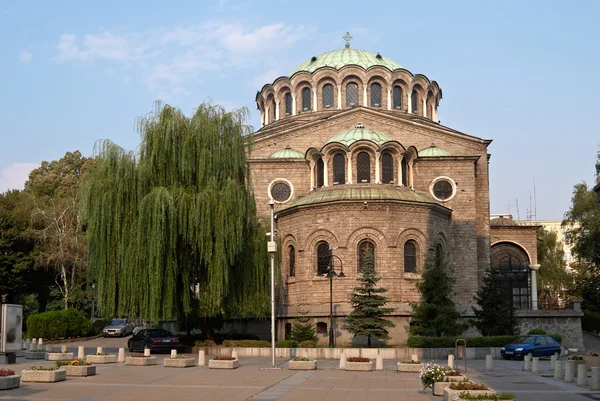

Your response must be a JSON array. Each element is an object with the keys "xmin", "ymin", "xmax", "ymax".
[
  {"xmin": 251, "ymin": 68, "xmax": 282, "ymax": 89},
  {"xmin": 18, "ymin": 51, "xmax": 32, "ymax": 63},
  {"xmin": 0, "ymin": 163, "xmax": 39, "ymax": 193},
  {"xmin": 55, "ymin": 22, "xmax": 314, "ymax": 93}
]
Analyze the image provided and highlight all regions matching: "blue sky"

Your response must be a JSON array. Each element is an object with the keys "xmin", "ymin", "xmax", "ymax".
[{"xmin": 1, "ymin": 0, "xmax": 599, "ymax": 220}]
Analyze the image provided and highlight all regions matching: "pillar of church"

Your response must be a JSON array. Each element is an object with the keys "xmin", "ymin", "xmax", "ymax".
[{"xmin": 529, "ymin": 264, "xmax": 540, "ymax": 310}]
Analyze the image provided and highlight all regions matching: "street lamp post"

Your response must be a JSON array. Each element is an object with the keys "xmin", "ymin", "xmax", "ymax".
[
  {"xmin": 267, "ymin": 199, "xmax": 277, "ymax": 368},
  {"xmin": 326, "ymin": 247, "xmax": 344, "ymax": 348}
]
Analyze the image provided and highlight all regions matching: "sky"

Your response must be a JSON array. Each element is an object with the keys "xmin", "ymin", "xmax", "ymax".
[{"xmin": 1, "ymin": 0, "xmax": 599, "ymax": 220}]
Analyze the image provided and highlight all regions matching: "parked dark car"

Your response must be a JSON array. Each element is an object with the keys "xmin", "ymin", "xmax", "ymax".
[
  {"xmin": 127, "ymin": 329, "xmax": 180, "ymax": 353},
  {"xmin": 501, "ymin": 335, "xmax": 561, "ymax": 359}
]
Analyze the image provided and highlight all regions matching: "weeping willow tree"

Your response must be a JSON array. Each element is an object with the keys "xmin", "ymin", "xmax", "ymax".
[{"xmin": 80, "ymin": 102, "xmax": 270, "ymax": 322}]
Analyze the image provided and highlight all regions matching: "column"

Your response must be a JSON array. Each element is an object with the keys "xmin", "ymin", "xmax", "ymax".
[
  {"xmin": 260, "ymin": 111, "xmax": 265, "ymax": 127},
  {"xmin": 375, "ymin": 152, "xmax": 380, "ymax": 183},
  {"xmin": 387, "ymin": 88, "xmax": 392, "ymax": 110},
  {"xmin": 397, "ymin": 155, "xmax": 404, "ymax": 186},
  {"xmin": 265, "ymin": 107, "xmax": 270, "ymax": 124},
  {"xmin": 310, "ymin": 161, "xmax": 315, "ymax": 190},
  {"xmin": 423, "ymin": 98, "xmax": 427, "ymax": 118},
  {"xmin": 323, "ymin": 156, "xmax": 329, "ymax": 186},
  {"xmin": 313, "ymin": 90, "xmax": 318, "ymax": 112},
  {"xmin": 529, "ymin": 264, "xmax": 540, "ymax": 310},
  {"xmin": 433, "ymin": 105, "xmax": 438, "ymax": 122},
  {"xmin": 275, "ymin": 101, "xmax": 279, "ymax": 121},
  {"xmin": 292, "ymin": 96, "xmax": 297, "ymax": 116},
  {"xmin": 363, "ymin": 87, "xmax": 367, "ymax": 106},
  {"xmin": 408, "ymin": 92, "xmax": 412, "ymax": 113},
  {"xmin": 337, "ymin": 85, "xmax": 342, "ymax": 109},
  {"xmin": 347, "ymin": 154, "xmax": 352, "ymax": 184}
]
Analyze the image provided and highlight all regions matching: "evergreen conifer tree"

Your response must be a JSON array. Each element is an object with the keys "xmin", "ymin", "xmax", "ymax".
[
  {"xmin": 472, "ymin": 269, "xmax": 517, "ymax": 336},
  {"xmin": 290, "ymin": 310, "xmax": 318, "ymax": 344},
  {"xmin": 409, "ymin": 250, "xmax": 467, "ymax": 337},
  {"xmin": 343, "ymin": 252, "xmax": 396, "ymax": 347}
]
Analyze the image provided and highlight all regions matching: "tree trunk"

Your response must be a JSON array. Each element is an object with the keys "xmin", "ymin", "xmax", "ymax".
[{"xmin": 368, "ymin": 335, "xmax": 371, "ymax": 348}]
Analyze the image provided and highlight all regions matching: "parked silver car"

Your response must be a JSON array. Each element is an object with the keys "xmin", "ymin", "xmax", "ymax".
[{"xmin": 102, "ymin": 318, "xmax": 134, "ymax": 337}]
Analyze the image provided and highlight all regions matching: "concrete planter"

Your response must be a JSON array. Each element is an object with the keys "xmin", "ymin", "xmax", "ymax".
[
  {"xmin": 126, "ymin": 356, "xmax": 158, "ymax": 366},
  {"xmin": 344, "ymin": 361, "xmax": 373, "ymax": 371},
  {"xmin": 25, "ymin": 351, "xmax": 46, "ymax": 360},
  {"xmin": 288, "ymin": 360, "xmax": 317, "ymax": 370},
  {"xmin": 164, "ymin": 357, "xmax": 196, "ymax": 368},
  {"xmin": 443, "ymin": 387, "xmax": 496, "ymax": 401},
  {"xmin": 585, "ymin": 356, "xmax": 600, "ymax": 370},
  {"xmin": 397, "ymin": 362, "xmax": 423, "ymax": 372},
  {"xmin": 21, "ymin": 369, "xmax": 67, "ymax": 383},
  {"xmin": 433, "ymin": 380, "xmax": 470, "ymax": 396},
  {"xmin": 46, "ymin": 352, "xmax": 74, "ymax": 361},
  {"xmin": 86, "ymin": 354, "xmax": 118, "ymax": 364},
  {"xmin": 64, "ymin": 365, "xmax": 96, "ymax": 377},
  {"xmin": 572, "ymin": 360, "xmax": 587, "ymax": 377},
  {"xmin": 0, "ymin": 375, "xmax": 20, "ymax": 390},
  {"xmin": 208, "ymin": 359, "xmax": 239, "ymax": 369}
]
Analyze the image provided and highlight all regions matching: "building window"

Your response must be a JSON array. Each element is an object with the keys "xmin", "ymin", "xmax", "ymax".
[
  {"xmin": 357, "ymin": 152, "xmax": 370, "ymax": 183},
  {"xmin": 358, "ymin": 240, "xmax": 375, "ymax": 272},
  {"xmin": 346, "ymin": 82, "xmax": 358, "ymax": 107},
  {"xmin": 322, "ymin": 84, "xmax": 334, "ymax": 108},
  {"xmin": 370, "ymin": 83, "xmax": 382, "ymax": 107},
  {"xmin": 289, "ymin": 245, "xmax": 295, "ymax": 277},
  {"xmin": 435, "ymin": 243, "xmax": 444, "ymax": 268},
  {"xmin": 316, "ymin": 158, "xmax": 324, "ymax": 188},
  {"xmin": 285, "ymin": 323, "xmax": 292, "ymax": 339},
  {"xmin": 333, "ymin": 153, "xmax": 345, "ymax": 185},
  {"xmin": 316, "ymin": 322, "xmax": 327, "ymax": 334},
  {"xmin": 430, "ymin": 177, "xmax": 456, "ymax": 202},
  {"xmin": 491, "ymin": 243, "xmax": 531, "ymax": 310},
  {"xmin": 381, "ymin": 152, "xmax": 393, "ymax": 183},
  {"xmin": 411, "ymin": 90, "xmax": 419, "ymax": 114},
  {"xmin": 427, "ymin": 100, "xmax": 433, "ymax": 119},
  {"xmin": 302, "ymin": 87, "xmax": 311, "ymax": 111},
  {"xmin": 271, "ymin": 99, "xmax": 276, "ymax": 122},
  {"xmin": 317, "ymin": 242, "xmax": 330, "ymax": 275},
  {"xmin": 401, "ymin": 158, "xmax": 408, "ymax": 186},
  {"xmin": 285, "ymin": 93, "xmax": 292, "ymax": 116},
  {"xmin": 393, "ymin": 86, "xmax": 403, "ymax": 109},
  {"xmin": 404, "ymin": 241, "xmax": 417, "ymax": 273}
]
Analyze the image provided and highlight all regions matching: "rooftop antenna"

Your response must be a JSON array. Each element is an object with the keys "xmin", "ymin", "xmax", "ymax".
[{"xmin": 515, "ymin": 198, "xmax": 521, "ymax": 221}]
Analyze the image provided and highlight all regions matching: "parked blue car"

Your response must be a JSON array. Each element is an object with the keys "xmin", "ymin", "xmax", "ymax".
[{"xmin": 501, "ymin": 335, "xmax": 561, "ymax": 359}]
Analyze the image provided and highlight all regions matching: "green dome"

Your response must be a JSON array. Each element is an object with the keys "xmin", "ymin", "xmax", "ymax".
[
  {"xmin": 291, "ymin": 48, "xmax": 402, "ymax": 75},
  {"xmin": 326, "ymin": 124, "xmax": 391, "ymax": 147},
  {"xmin": 419, "ymin": 144, "xmax": 451, "ymax": 157},
  {"xmin": 269, "ymin": 148, "xmax": 305, "ymax": 159}
]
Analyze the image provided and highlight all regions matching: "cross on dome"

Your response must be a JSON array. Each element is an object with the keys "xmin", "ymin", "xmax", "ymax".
[{"xmin": 343, "ymin": 31, "xmax": 353, "ymax": 48}]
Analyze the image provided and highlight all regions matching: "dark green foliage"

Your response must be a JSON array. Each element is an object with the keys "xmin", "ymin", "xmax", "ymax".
[
  {"xmin": 550, "ymin": 333, "xmax": 563, "ymax": 344},
  {"xmin": 582, "ymin": 310, "xmax": 600, "ymax": 333},
  {"xmin": 527, "ymin": 328, "xmax": 546, "ymax": 335},
  {"xmin": 222, "ymin": 340, "xmax": 271, "ymax": 347},
  {"xmin": 536, "ymin": 228, "xmax": 570, "ymax": 306},
  {"xmin": 275, "ymin": 340, "xmax": 298, "ymax": 348},
  {"xmin": 409, "ymin": 251, "xmax": 467, "ymax": 337},
  {"xmin": 472, "ymin": 269, "xmax": 517, "ymax": 336},
  {"xmin": 80, "ymin": 102, "xmax": 270, "ymax": 322},
  {"xmin": 290, "ymin": 311, "xmax": 318, "ymax": 343},
  {"xmin": 26, "ymin": 309, "xmax": 92, "ymax": 339},
  {"xmin": 342, "ymin": 252, "xmax": 396, "ymax": 347},
  {"xmin": 298, "ymin": 340, "xmax": 318, "ymax": 348},
  {"xmin": 406, "ymin": 335, "xmax": 519, "ymax": 348},
  {"xmin": 90, "ymin": 319, "xmax": 110, "ymax": 336}
]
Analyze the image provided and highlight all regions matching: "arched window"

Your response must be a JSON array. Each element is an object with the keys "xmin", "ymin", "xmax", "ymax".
[
  {"xmin": 271, "ymin": 99, "xmax": 276, "ymax": 122},
  {"xmin": 289, "ymin": 245, "xmax": 295, "ymax": 277},
  {"xmin": 491, "ymin": 243, "xmax": 531, "ymax": 310},
  {"xmin": 435, "ymin": 243, "xmax": 444, "ymax": 268},
  {"xmin": 346, "ymin": 82, "xmax": 358, "ymax": 107},
  {"xmin": 370, "ymin": 83, "xmax": 382, "ymax": 107},
  {"xmin": 302, "ymin": 87, "xmax": 311, "ymax": 111},
  {"xmin": 358, "ymin": 240, "xmax": 375, "ymax": 272},
  {"xmin": 404, "ymin": 241, "xmax": 417, "ymax": 273},
  {"xmin": 357, "ymin": 152, "xmax": 371, "ymax": 183},
  {"xmin": 322, "ymin": 84, "xmax": 334, "ymax": 108},
  {"xmin": 401, "ymin": 158, "xmax": 408, "ymax": 186},
  {"xmin": 428, "ymin": 101, "xmax": 434, "ymax": 119},
  {"xmin": 316, "ymin": 322, "xmax": 327, "ymax": 334},
  {"xmin": 333, "ymin": 153, "xmax": 345, "ymax": 185},
  {"xmin": 316, "ymin": 158, "xmax": 324, "ymax": 188},
  {"xmin": 393, "ymin": 86, "xmax": 403, "ymax": 109},
  {"xmin": 381, "ymin": 152, "xmax": 394, "ymax": 183},
  {"xmin": 285, "ymin": 92, "xmax": 292, "ymax": 116},
  {"xmin": 411, "ymin": 90, "xmax": 419, "ymax": 114},
  {"xmin": 317, "ymin": 242, "xmax": 330, "ymax": 275}
]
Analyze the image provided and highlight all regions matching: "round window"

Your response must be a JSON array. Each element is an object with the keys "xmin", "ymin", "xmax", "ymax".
[
  {"xmin": 268, "ymin": 179, "xmax": 294, "ymax": 203},
  {"xmin": 430, "ymin": 177, "xmax": 456, "ymax": 201}
]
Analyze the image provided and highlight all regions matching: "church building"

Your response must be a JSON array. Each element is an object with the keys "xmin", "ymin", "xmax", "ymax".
[{"xmin": 247, "ymin": 34, "xmax": 540, "ymax": 345}]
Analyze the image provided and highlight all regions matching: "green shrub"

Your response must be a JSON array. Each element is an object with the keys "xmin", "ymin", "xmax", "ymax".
[
  {"xmin": 276, "ymin": 340, "xmax": 298, "ymax": 348},
  {"xmin": 298, "ymin": 340, "xmax": 317, "ymax": 348},
  {"xmin": 406, "ymin": 335, "xmax": 519, "ymax": 348},
  {"xmin": 194, "ymin": 340, "xmax": 216, "ymax": 347},
  {"xmin": 549, "ymin": 333, "xmax": 563, "ymax": 344},
  {"xmin": 26, "ymin": 309, "xmax": 92, "ymax": 340},
  {"xmin": 90, "ymin": 319, "xmax": 110, "ymax": 336},
  {"xmin": 527, "ymin": 328, "xmax": 546, "ymax": 335},
  {"xmin": 222, "ymin": 340, "xmax": 271, "ymax": 348},
  {"xmin": 582, "ymin": 310, "xmax": 600, "ymax": 333}
]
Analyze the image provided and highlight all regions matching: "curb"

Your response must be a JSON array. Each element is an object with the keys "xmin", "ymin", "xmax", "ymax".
[{"xmin": 43, "ymin": 334, "xmax": 104, "ymax": 344}]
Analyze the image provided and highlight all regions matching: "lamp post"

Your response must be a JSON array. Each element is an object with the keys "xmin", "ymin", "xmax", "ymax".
[
  {"xmin": 326, "ymin": 247, "xmax": 345, "ymax": 348},
  {"xmin": 267, "ymin": 199, "xmax": 277, "ymax": 368}
]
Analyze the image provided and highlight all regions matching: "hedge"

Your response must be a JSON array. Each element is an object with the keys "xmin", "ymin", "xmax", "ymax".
[
  {"xmin": 26, "ymin": 309, "xmax": 92, "ymax": 340},
  {"xmin": 406, "ymin": 335, "xmax": 519, "ymax": 348},
  {"xmin": 582, "ymin": 310, "xmax": 600, "ymax": 333}
]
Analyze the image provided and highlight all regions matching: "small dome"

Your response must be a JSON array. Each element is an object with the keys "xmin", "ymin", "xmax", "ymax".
[
  {"xmin": 269, "ymin": 148, "xmax": 305, "ymax": 159},
  {"xmin": 291, "ymin": 48, "xmax": 402, "ymax": 75},
  {"xmin": 490, "ymin": 216, "xmax": 519, "ymax": 227},
  {"xmin": 326, "ymin": 124, "xmax": 391, "ymax": 147},
  {"xmin": 419, "ymin": 144, "xmax": 451, "ymax": 157}
]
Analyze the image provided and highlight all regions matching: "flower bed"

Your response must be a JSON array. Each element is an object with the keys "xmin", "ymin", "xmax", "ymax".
[
  {"xmin": 46, "ymin": 352, "xmax": 74, "ymax": 361},
  {"xmin": 420, "ymin": 362, "xmax": 451, "ymax": 389},
  {"xmin": 164, "ymin": 355, "xmax": 196, "ymax": 368},
  {"xmin": 86, "ymin": 353, "xmax": 118, "ymax": 364},
  {"xmin": 289, "ymin": 357, "xmax": 317, "ymax": 370},
  {"xmin": 21, "ymin": 366, "xmax": 66, "ymax": 383},
  {"xmin": 58, "ymin": 360, "xmax": 96, "ymax": 377},
  {"xmin": 126, "ymin": 354, "xmax": 158, "ymax": 366},
  {"xmin": 0, "ymin": 370, "xmax": 19, "ymax": 391},
  {"xmin": 567, "ymin": 355, "xmax": 587, "ymax": 377},
  {"xmin": 208, "ymin": 356, "xmax": 239, "ymax": 369},
  {"xmin": 345, "ymin": 357, "xmax": 372, "ymax": 371},
  {"xmin": 433, "ymin": 378, "xmax": 470, "ymax": 396},
  {"xmin": 25, "ymin": 350, "xmax": 46, "ymax": 360},
  {"xmin": 443, "ymin": 383, "xmax": 496, "ymax": 401},
  {"xmin": 456, "ymin": 393, "xmax": 515, "ymax": 400},
  {"xmin": 398, "ymin": 361, "xmax": 424, "ymax": 372}
]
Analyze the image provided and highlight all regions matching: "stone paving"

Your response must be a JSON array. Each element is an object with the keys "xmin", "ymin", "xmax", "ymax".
[{"xmin": 1, "ymin": 352, "xmax": 599, "ymax": 400}]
